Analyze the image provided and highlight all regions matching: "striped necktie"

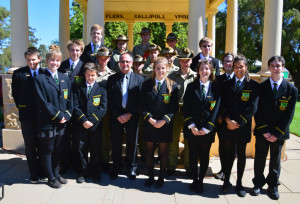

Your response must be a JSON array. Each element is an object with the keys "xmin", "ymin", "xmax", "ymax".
[
  {"xmin": 93, "ymin": 44, "xmax": 98, "ymax": 54},
  {"xmin": 273, "ymin": 83, "xmax": 278, "ymax": 95},
  {"xmin": 54, "ymin": 74, "xmax": 59, "ymax": 85},
  {"xmin": 201, "ymin": 85, "xmax": 206, "ymax": 98},
  {"xmin": 157, "ymin": 82, "xmax": 161, "ymax": 91},
  {"xmin": 71, "ymin": 63, "xmax": 75, "ymax": 72},
  {"xmin": 88, "ymin": 85, "xmax": 92, "ymax": 96}
]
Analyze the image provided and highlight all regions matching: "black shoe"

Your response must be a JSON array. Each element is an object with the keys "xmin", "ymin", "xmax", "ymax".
[
  {"xmin": 91, "ymin": 174, "xmax": 101, "ymax": 182},
  {"xmin": 144, "ymin": 176, "xmax": 154, "ymax": 187},
  {"xmin": 236, "ymin": 185, "xmax": 246, "ymax": 197},
  {"xmin": 165, "ymin": 169, "xmax": 176, "ymax": 177},
  {"xmin": 38, "ymin": 176, "xmax": 48, "ymax": 182},
  {"xmin": 250, "ymin": 186, "xmax": 261, "ymax": 196},
  {"xmin": 267, "ymin": 186, "xmax": 280, "ymax": 200},
  {"xmin": 101, "ymin": 163, "xmax": 111, "ymax": 174},
  {"xmin": 76, "ymin": 175, "xmax": 85, "ymax": 184},
  {"xmin": 110, "ymin": 171, "xmax": 119, "ymax": 180},
  {"xmin": 155, "ymin": 177, "xmax": 164, "ymax": 189},
  {"xmin": 30, "ymin": 176, "xmax": 39, "ymax": 184},
  {"xmin": 57, "ymin": 176, "xmax": 68, "ymax": 184},
  {"xmin": 128, "ymin": 174, "xmax": 136, "ymax": 180},
  {"xmin": 48, "ymin": 178, "xmax": 62, "ymax": 189},
  {"xmin": 185, "ymin": 171, "xmax": 192, "ymax": 179},
  {"xmin": 215, "ymin": 170, "xmax": 224, "ymax": 180},
  {"xmin": 189, "ymin": 180, "xmax": 203, "ymax": 194},
  {"xmin": 221, "ymin": 181, "xmax": 232, "ymax": 194}
]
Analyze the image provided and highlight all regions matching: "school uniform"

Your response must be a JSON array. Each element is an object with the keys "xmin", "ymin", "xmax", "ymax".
[
  {"xmin": 34, "ymin": 69, "xmax": 72, "ymax": 181},
  {"xmin": 141, "ymin": 78, "xmax": 179, "ymax": 143},
  {"xmin": 253, "ymin": 78, "xmax": 298, "ymax": 189},
  {"xmin": 106, "ymin": 70, "xmax": 144, "ymax": 175},
  {"xmin": 220, "ymin": 76, "xmax": 259, "ymax": 185},
  {"xmin": 80, "ymin": 43, "xmax": 110, "ymax": 66},
  {"xmin": 190, "ymin": 53, "xmax": 221, "ymax": 76},
  {"xmin": 11, "ymin": 66, "xmax": 46, "ymax": 179},
  {"xmin": 183, "ymin": 80, "xmax": 221, "ymax": 182},
  {"xmin": 73, "ymin": 81, "xmax": 107, "ymax": 176},
  {"xmin": 58, "ymin": 58, "xmax": 84, "ymax": 86}
]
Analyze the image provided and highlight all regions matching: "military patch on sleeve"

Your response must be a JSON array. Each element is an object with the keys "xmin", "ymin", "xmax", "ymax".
[
  {"xmin": 241, "ymin": 90, "xmax": 251, "ymax": 101},
  {"xmin": 209, "ymin": 100, "xmax": 216, "ymax": 110},
  {"xmin": 93, "ymin": 95, "xmax": 101, "ymax": 106},
  {"xmin": 63, "ymin": 89, "xmax": 68, "ymax": 99},
  {"xmin": 162, "ymin": 94, "xmax": 171, "ymax": 104}
]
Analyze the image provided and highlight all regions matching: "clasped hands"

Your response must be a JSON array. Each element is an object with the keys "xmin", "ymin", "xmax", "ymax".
[
  {"xmin": 226, "ymin": 117, "xmax": 240, "ymax": 130},
  {"xmin": 117, "ymin": 113, "xmax": 132, "ymax": 124},
  {"xmin": 263, "ymin": 132, "xmax": 278, "ymax": 142},
  {"xmin": 148, "ymin": 117, "xmax": 166, "ymax": 128},
  {"xmin": 191, "ymin": 126, "xmax": 207, "ymax": 136}
]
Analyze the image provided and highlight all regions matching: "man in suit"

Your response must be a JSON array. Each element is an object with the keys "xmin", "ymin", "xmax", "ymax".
[
  {"xmin": 58, "ymin": 39, "xmax": 85, "ymax": 86},
  {"xmin": 190, "ymin": 37, "xmax": 221, "ymax": 76},
  {"xmin": 251, "ymin": 56, "xmax": 298, "ymax": 200},
  {"xmin": 80, "ymin": 24, "xmax": 107, "ymax": 64},
  {"xmin": 214, "ymin": 52, "xmax": 235, "ymax": 181},
  {"xmin": 12, "ymin": 47, "xmax": 45, "ymax": 183},
  {"xmin": 107, "ymin": 53, "xmax": 144, "ymax": 180}
]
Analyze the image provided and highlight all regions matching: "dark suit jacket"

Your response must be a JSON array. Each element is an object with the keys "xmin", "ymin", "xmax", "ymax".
[
  {"xmin": 106, "ymin": 71, "xmax": 144, "ymax": 119},
  {"xmin": 220, "ymin": 78, "xmax": 259, "ymax": 143},
  {"xmin": 80, "ymin": 43, "xmax": 110, "ymax": 66},
  {"xmin": 183, "ymin": 80, "xmax": 221, "ymax": 142},
  {"xmin": 12, "ymin": 66, "xmax": 46, "ymax": 122},
  {"xmin": 191, "ymin": 52, "xmax": 220, "ymax": 76},
  {"xmin": 73, "ymin": 81, "xmax": 107, "ymax": 131},
  {"xmin": 58, "ymin": 59, "xmax": 84, "ymax": 86},
  {"xmin": 34, "ymin": 70, "xmax": 72, "ymax": 130},
  {"xmin": 254, "ymin": 78, "xmax": 298, "ymax": 141}
]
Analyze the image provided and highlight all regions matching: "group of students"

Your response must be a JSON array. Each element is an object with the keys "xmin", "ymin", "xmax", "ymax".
[{"xmin": 11, "ymin": 24, "xmax": 298, "ymax": 201}]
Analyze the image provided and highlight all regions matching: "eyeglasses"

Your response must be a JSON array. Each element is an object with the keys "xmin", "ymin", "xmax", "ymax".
[{"xmin": 120, "ymin": 60, "xmax": 131, "ymax": 64}]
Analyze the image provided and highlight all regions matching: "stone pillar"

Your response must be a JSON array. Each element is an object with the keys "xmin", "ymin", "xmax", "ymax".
[
  {"xmin": 59, "ymin": 0, "xmax": 70, "ymax": 59},
  {"xmin": 127, "ymin": 21, "xmax": 134, "ymax": 52},
  {"xmin": 260, "ymin": 0, "xmax": 283, "ymax": 76},
  {"xmin": 207, "ymin": 8, "xmax": 218, "ymax": 57},
  {"xmin": 165, "ymin": 21, "xmax": 173, "ymax": 47},
  {"xmin": 188, "ymin": 0, "xmax": 206, "ymax": 54},
  {"xmin": 10, "ymin": 0, "xmax": 29, "ymax": 68},
  {"xmin": 87, "ymin": 0, "xmax": 105, "ymax": 43},
  {"xmin": 225, "ymin": 0, "xmax": 238, "ymax": 54},
  {"xmin": 83, "ymin": 11, "xmax": 88, "ymax": 45}
]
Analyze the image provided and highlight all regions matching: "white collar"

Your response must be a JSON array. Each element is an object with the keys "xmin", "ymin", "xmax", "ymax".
[
  {"xmin": 91, "ymin": 41, "xmax": 101, "ymax": 48},
  {"xmin": 47, "ymin": 68, "xmax": 58, "ymax": 78},
  {"xmin": 155, "ymin": 78, "xmax": 165, "ymax": 86},
  {"xmin": 200, "ymin": 53, "xmax": 210, "ymax": 60},
  {"xmin": 270, "ymin": 77, "xmax": 283, "ymax": 88},
  {"xmin": 30, "ymin": 67, "xmax": 40, "ymax": 76},
  {"xmin": 235, "ymin": 76, "xmax": 245, "ymax": 84},
  {"xmin": 69, "ymin": 58, "xmax": 80, "ymax": 67},
  {"xmin": 86, "ymin": 81, "xmax": 95, "ymax": 88},
  {"xmin": 226, "ymin": 72, "xmax": 235, "ymax": 79}
]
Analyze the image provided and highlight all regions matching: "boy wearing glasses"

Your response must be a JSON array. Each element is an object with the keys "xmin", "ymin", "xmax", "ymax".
[{"xmin": 190, "ymin": 37, "xmax": 221, "ymax": 76}]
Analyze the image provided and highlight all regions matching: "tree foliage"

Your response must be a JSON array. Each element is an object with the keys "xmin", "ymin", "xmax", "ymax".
[{"xmin": 70, "ymin": 2, "xmax": 83, "ymax": 40}]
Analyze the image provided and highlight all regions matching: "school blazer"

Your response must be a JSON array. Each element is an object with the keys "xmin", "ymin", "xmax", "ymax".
[
  {"xmin": 221, "ymin": 78, "xmax": 259, "ymax": 139},
  {"xmin": 73, "ymin": 81, "xmax": 107, "ymax": 131},
  {"xmin": 12, "ymin": 66, "xmax": 46, "ymax": 122},
  {"xmin": 106, "ymin": 71, "xmax": 144, "ymax": 119},
  {"xmin": 190, "ymin": 53, "xmax": 220, "ymax": 76},
  {"xmin": 80, "ymin": 43, "xmax": 110, "ymax": 65},
  {"xmin": 141, "ymin": 78, "xmax": 179, "ymax": 124},
  {"xmin": 183, "ymin": 81, "xmax": 221, "ymax": 139},
  {"xmin": 34, "ymin": 70, "xmax": 72, "ymax": 130},
  {"xmin": 254, "ymin": 78, "xmax": 298, "ymax": 141},
  {"xmin": 58, "ymin": 59, "xmax": 84, "ymax": 85}
]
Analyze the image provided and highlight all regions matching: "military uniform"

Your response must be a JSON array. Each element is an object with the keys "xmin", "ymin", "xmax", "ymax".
[
  {"xmin": 110, "ymin": 49, "xmax": 131, "ymax": 72},
  {"xmin": 167, "ymin": 68, "xmax": 197, "ymax": 173}
]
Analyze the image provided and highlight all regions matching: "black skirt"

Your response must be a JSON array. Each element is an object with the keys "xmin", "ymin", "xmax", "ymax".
[{"xmin": 143, "ymin": 120, "xmax": 173, "ymax": 143}]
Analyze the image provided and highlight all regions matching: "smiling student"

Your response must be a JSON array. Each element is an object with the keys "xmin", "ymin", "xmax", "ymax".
[
  {"xmin": 220, "ymin": 55, "xmax": 259, "ymax": 197},
  {"xmin": 34, "ymin": 45, "xmax": 72, "ymax": 188}
]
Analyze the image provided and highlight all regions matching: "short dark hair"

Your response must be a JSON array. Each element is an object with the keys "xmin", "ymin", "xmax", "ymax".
[
  {"xmin": 24, "ymin": 47, "xmax": 41, "ymax": 58},
  {"xmin": 84, "ymin": 62, "xmax": 98, "ymax": 73},
  {"xmin": 221, "ymin": 52, "xmax": 235, "ymax": 63},
  {"xmin": 268, "ymin": 56, "xmax": 285, "ymax": 67}
]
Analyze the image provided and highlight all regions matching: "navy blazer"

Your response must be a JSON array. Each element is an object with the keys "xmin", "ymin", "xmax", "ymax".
[
  {"xmin": 141, "ymin": 78, "xmax": 179, "ymax": 124},
  {"xmin": 183, "ymin": 80, "xmax": 221, "ymax": 142},
  {"xmin": 34, "ymin": 70, "xmax": 72, "ymax": 130},
  {"xmin": 221, "ymin": 78, "xmax": 259, "ymax": 143},
  {"xmin": 254, "ymin": 78, "xmax": 298, "ymax": 141},
  {"xmin": 12, "ymin": 66, "xmax": 46, "ymax": 122},
  {"xmin": 58, "ymin": 59, "xmax": 84, "ymax": 86},
  {"xmin": 106, "ymin": 71, "xmax": 144, "ymax": 119},
  {"xmin": 73, "ymin": 81, "xmax": 107, "ymax": 131},
  {"xmin": 80, "ymin": 43, "xmax": 111, "ymax": 66},
  {"xmin": 190, "ymin": 53, "xmax": 220, "ymax": 76}
]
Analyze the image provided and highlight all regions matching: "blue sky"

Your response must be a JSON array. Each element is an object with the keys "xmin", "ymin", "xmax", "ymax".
[{"xmin": 0, "ymin": 0, "xmax": 227, "ymax": 47}]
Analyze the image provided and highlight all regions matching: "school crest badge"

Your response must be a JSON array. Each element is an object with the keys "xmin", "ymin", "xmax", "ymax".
[
  {"xmin": 63, "ymin": 89, "xmax": 68, "ymax": 99},
  {"xmin": 93, "ymin": 95, "xmax": 101, "ymax": 106},
  {"xmin": 209, "ymin": 101, "xmax": 216, "ymax": 110},
  {"xmin": 162, "ymin": 94, "xmax": 171, "ymax": 104},
  {"xmin": 241, "ymin": 90, "xmax": 251, "ymax": 101},
  {"xmin": 279, "ymin": 101, "xmax": 288, "ymax": 111}
]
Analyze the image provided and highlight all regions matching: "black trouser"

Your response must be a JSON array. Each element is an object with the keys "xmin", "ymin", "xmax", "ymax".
[
  {"xmin": 252, "ymin": 135, "xmax": 284, "ymax": 188},
  {"xmin": 20, "ymin": 121, "xmax": 41, "ymax": 177},
  {"xmin": 38, "ymin": 135, "xmax": 63, "ymax": 180},
  {"xmin": 188, "ymin": 138, "xmax": 212, "ymax": 182},
  {"xmin": 223, "ymin": 140, "xmax": 247, "ymax": 185},
  {"xmin": 59, "ymin": 124, "xmax": 72, "ymax": 170},
  {"xmin": 110, "ymin": 116, "xmax": 138, "ymax": 172},
  {"xmin": 74, "ymin": 127, "xmax": 102, "ymax": 175},
  {"xmin": 218, "ymin": 137, "xmax": 226, "ymax": 173}
]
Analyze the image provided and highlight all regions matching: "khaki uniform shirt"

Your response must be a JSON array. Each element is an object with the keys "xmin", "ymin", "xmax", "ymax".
[
  {"xmin": 110, "ymin": 49, "xmax": 131, "ymax": 72},
  {"xmin": 96, "ymin": 67, "xmax": 115, "ymax": 87},
  {"xmin": 168, "ymin": 68, "xmax": 197, "ymax": 106},
  {"xmin": 132, "ymin": 42, "xmax": 150, "ymax": 57},
  {"xmin": 143, "ymin": 64, "xmax": 153, "ymax": 75}
]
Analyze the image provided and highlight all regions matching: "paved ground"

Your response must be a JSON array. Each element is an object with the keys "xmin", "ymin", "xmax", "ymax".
[{"xmin": 0, "ymin": 134, "xmax": 300, "ymax": 204}]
